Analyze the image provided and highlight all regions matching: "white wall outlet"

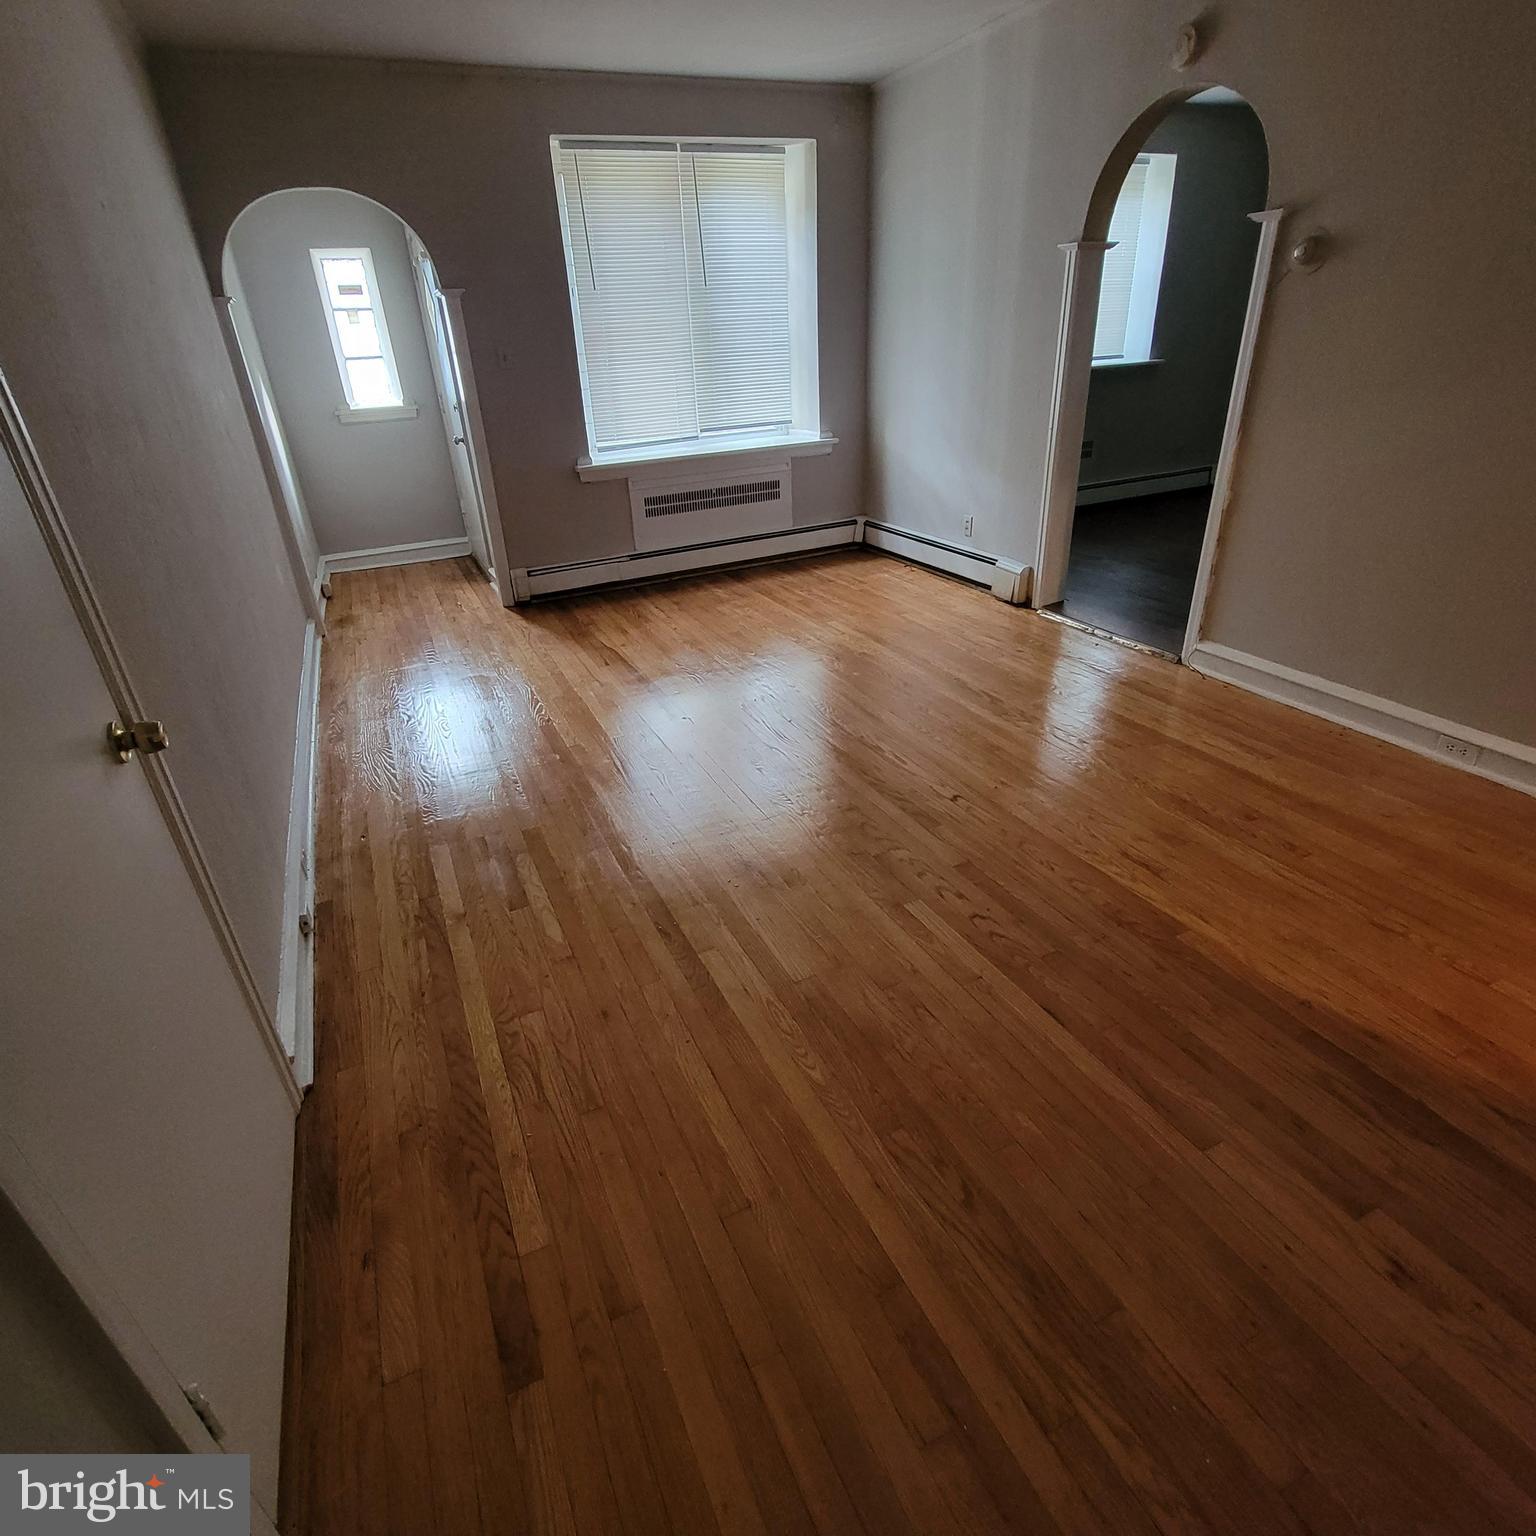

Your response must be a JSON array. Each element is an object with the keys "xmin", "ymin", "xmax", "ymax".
[
  {"xmin": 963, "ymin": 516, "xmax": 975, "ymax": 538},
  {"xmin": 1436, "ymin": 733, "xmax": 1481, "ymax": 766}
]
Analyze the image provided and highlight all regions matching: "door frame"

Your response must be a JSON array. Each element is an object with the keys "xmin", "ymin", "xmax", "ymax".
[
  {"xmin": 1032, "ymin": 209, "xmax": 1283, "ymax": 659},
  {"xmin": 437, "ymin": 286, "xmax": 513, "ymax": 608},
  {"xmin": 406, "ymin": 232, "xmax": 505, "ymax": 599},
  {"xmin": 1178, "ymin": 209, "xmax": 1283, "ymax": 658}
]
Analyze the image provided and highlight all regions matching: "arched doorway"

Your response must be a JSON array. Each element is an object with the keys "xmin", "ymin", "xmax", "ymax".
[
  {"xmin": 216, "ymin": 187, "xmax": 507, "ymax": 609},
  {"xmin": 1033, "ymin": 88, "xmax": 1283, "ymax": 659}
]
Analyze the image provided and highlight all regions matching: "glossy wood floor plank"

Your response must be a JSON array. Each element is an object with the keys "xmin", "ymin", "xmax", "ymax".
[{"xmin": 287, "ymin": 551, "xmax": 1536, "ymax": 1534}]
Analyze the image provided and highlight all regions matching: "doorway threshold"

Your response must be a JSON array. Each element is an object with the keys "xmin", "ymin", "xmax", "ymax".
[{"xmin": 1037, "ymin": 604, "xmax": 1180, "ymax": 662}]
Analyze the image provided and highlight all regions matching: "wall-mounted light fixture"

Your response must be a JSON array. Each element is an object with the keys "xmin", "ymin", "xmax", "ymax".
[
  {"xmin": 1289, "ymin": 231, "xmax": 1330, "ymax": 274},
  {"xmin": 1171, "ymin": 22, "xmax": 1203, "ymax": 70}
]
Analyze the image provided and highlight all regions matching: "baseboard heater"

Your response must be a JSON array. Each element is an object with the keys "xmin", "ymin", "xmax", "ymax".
[
  {"xmin": 862, "ymin": 519, "xmax": 996, "ymax": 585},
  {"xmin": 518, "ymin": 519, "xmax": 861, "ymax": 600},
  {"xmin": 514, "ymin": 516, "xmax": 1030, "ymax": 604},
  {"xmin": 1076, "ymin": 466, "xmax": 1213, "ymax": 507}
]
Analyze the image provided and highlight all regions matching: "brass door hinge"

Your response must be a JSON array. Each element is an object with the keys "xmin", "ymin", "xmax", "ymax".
[{"xmin": 107, "ymin": 719, "xmax": 169, "ymax": 762}]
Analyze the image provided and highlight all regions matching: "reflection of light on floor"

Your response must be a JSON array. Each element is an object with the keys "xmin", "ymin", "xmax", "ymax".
[
  {"xmin": 613, "ymin": 647, "xmax": 831, "ymax": 849},
  {"xmin": 1035, "ymin": 642, "xmax": 1121, "ymax": 779},
  {"xmin": 376, "ymin": 663, "xmax": 545, "ymax": 822}
]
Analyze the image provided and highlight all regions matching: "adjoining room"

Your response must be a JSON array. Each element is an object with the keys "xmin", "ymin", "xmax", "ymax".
[{"xmin": 1053, "ymin": 88, "xmax": 1269, "ymax": 655}]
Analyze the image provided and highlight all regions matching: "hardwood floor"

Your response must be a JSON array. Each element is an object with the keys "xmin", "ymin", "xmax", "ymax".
[
  {"xmin": 1058, "ymin": 489, "xmax": 1210, "ymax": 654},
  {"xmin": 287, "ymin": 550, "xmax": 1536, "ymax": 1535}
]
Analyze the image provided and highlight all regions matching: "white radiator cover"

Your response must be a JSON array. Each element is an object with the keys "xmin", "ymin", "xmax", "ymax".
[{"xmin": 627, "ymin": 460, "xmax": 793, "ymax": 552}]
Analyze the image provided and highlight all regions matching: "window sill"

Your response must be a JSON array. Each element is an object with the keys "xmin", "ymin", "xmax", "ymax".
[
  {"xmin": 335, "ymin": 403, "xmax": 418, "ymax": 424},
  {"xmin": 1091, "ymin": 358, "xmax": 1162, "ymax": 371},
  {"xmin": 576, "ymin": 430, "xmax": 836, "ymax": 483}
]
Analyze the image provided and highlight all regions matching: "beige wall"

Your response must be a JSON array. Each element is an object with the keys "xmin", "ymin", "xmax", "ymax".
[
  {"xmin": 0, "ymin": 0, "xmax": 310, "ymax": 1007},
  {"xmin": 0, "ymin": 1193, "xmax": 175, "ymax": 1455},
  {"xmin": 228, "ymin": 189, "xmax": 465, "ymax": 556},
  {"xmin": 223, "ymin": 256, "xmax": 324, "ymax": 588},
  {"xmin": 149, "ymin": 51, "xmax": 872, "ymax": 572},
  {"xmin": 870, "ymin": 0, "xmax": 1536, "ymax": 745}
]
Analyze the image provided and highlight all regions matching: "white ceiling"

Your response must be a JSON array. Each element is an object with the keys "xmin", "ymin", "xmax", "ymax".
[{"xmin": 121, "ymin": 0, "xmax": 1027, "ymax": 84}]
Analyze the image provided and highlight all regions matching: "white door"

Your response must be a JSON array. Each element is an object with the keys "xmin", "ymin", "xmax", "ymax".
[
  {"xmin": 411, "ymin": 238, "xmax": 495, "ymax": 580},
  {"xmin": 0, "ymin": 419, "xmax": 295, "ymax": 1521}
]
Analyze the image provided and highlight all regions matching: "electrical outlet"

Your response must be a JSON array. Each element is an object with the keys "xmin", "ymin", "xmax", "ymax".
[
  {"xmin": 1436, "ymin": 733, "xmax": 1481, "ymax": 766},
  {"xmin": 963, "ymin": 516, "xmax": 975, "ymax": 538}
]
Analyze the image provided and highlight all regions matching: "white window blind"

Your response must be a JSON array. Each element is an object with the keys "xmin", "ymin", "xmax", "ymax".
[
  {"xmin": 554, "ymin": 141, "xmax": 794, "ymax": 451},
  {"xmin": 1093, "ymin": 152, "xmax": 1177, "ymax": 364},
  {"xmin": 1094, "ymin": 159, "xmax": 1151, "ymax": 361}
]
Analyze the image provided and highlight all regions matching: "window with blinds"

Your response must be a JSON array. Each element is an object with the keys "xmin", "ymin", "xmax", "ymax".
[
  {"xmin": 552, "ymin": 139, "xmax": 810, "ymax": 453},
  {"xmin": 1093, "ymin": 152, "xmax": 1177, "ymax": 365}
]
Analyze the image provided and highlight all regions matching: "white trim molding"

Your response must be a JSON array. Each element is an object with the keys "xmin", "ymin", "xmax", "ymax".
[
  {"xmin": 335, "ymin": 403, "xmax": 418, "ymax": 424},
  {"xmin": 1033, "ymin": 239, "xmax": 1115, "ymax": 609},
  {"xmin": 519, "ymin": 518, "xmax": 859, "ymax": 599},
  {"xmin": 275, "ymin": 619, "xmax": 321, "ymax": 1088},
  {"xmin": 438, "ymin": 289, "xmax": 513, "ymax": 608},
  {"xmin": 322, "ymin": 536, "xmax": 470, "ymax": 575},
  {"xmin": 1181, "ymin": 209, "xmax": 1285, "ymax": 660},
  {"xmin": 577, "ymin": 431, "xmax": 836, "ymax": 483},
  {"xmin": 1076, "ymin": 466, "xmax": 1212, "ymax": 506},
  {"xmin": 1188, "ymin": 642, "xmax": 1536, "ymax": 798}
]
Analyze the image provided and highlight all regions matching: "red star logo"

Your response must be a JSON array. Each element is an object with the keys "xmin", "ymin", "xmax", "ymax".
[{"xmin": 146, "ymin": 1476, "xmax": 165, "ymax": 1488}]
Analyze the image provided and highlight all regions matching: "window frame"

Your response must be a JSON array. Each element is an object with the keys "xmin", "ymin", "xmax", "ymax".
[
  {"xmin": 1092, "ymin": 152, "xmax": 1177, "ymax": 367},
  {"xmin": 549, "ymin": 136, "xmax": 822, "ymax": 466},
  {"xmin": 308, "ymin": 246, "xmax": 406, "ymax": 413}
]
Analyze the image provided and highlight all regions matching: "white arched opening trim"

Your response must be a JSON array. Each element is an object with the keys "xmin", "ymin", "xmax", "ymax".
[{"xmin": 1031, "ymin": 209, "xmax": 1284, "ymax": 661}]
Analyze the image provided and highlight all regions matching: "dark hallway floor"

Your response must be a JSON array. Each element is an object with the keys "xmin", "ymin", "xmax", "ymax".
[{"xmin": 1058, "ymin": 488, "xmax": 1211, "ymax": 654}]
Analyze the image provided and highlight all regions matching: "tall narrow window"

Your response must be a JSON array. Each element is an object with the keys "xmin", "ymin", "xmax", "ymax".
[
  {"xmin": 551, "ymin": 138, "xmax": 819, "ymax": 455},
  {"xmin": 309, "ymin": 247, "xmax": 404, "ymax": 410},
  {"xmin": 1093, "ymin": 153, "xmax": 1177, "ymax": 364}
]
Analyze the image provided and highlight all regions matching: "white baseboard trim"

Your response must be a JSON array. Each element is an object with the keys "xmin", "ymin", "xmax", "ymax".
[
  {"xmin": 519, "ymin": 519, "xmax": 861, "ymax": 599},
  {"xmin": 275, "ymin": 620, "xmax": 322, "ymax": 1087},
  {"xmin": 1076, "ymin": 466, "xmax": 1213, "ymax": 507},
  {"xmin": 862, "ymin": 519, "xmax": 1000, "ymax": 588},
  {"xmin": 322, "ymin": 536, "xmax": 470, "ymax": 575},
  {"xmin": 1189, "ymin": 641, "xmax": 1536, "ymax": 798}
]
